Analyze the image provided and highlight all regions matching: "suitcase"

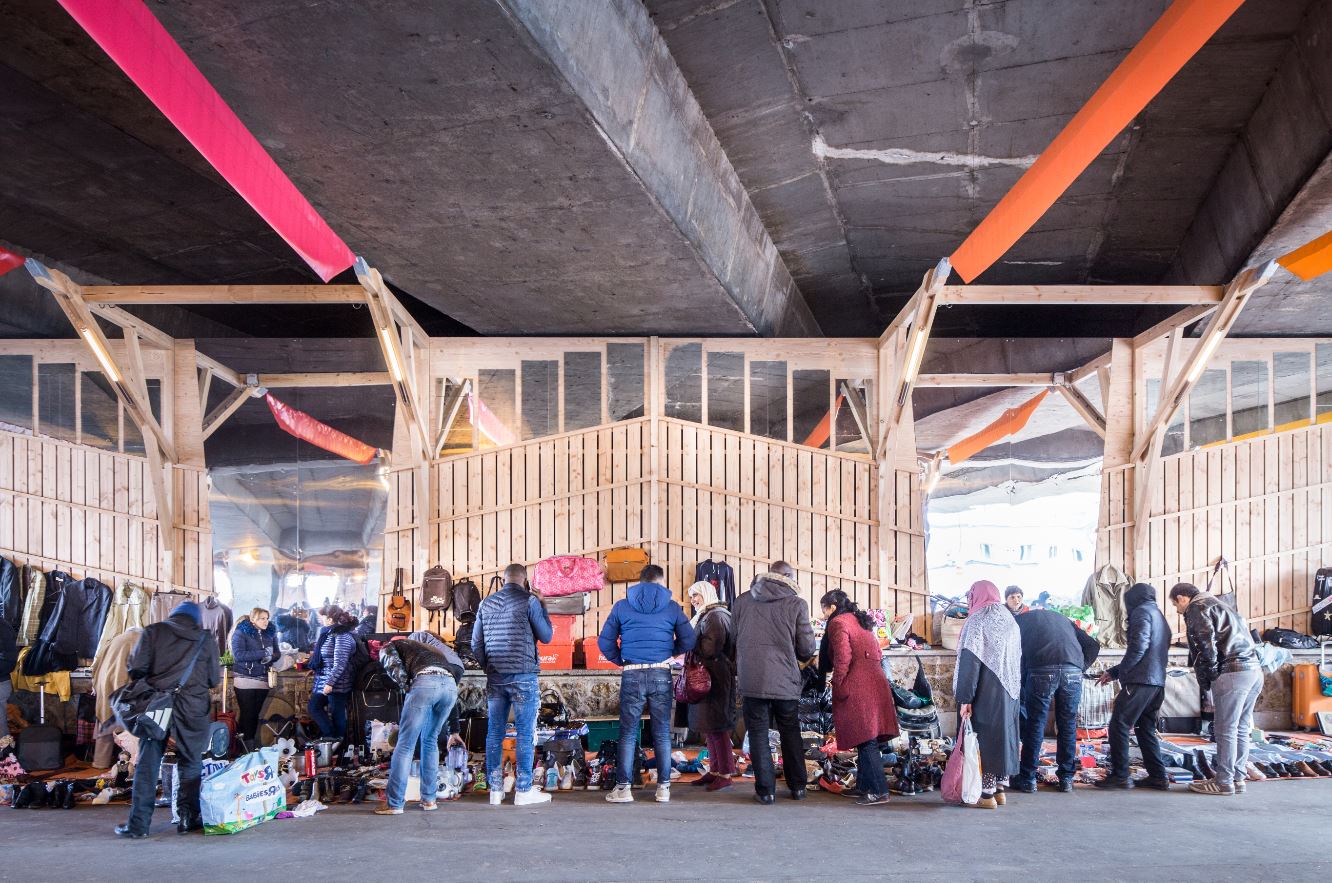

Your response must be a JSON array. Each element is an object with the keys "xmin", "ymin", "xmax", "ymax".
[
  {"xmin": 545, "ymin": 592, "xmax": 591, "ymax": 616},
  {"xmin": 1291, "ymin": 643, "xmax": 1332, "ymax": 730},
  {"xmin": 1313, "ymin": 568, "xmax": 1332, "ymax": 638},
  {"xmin": 17, "ymin": 686, "xmax": 64, "ymax": 772}
]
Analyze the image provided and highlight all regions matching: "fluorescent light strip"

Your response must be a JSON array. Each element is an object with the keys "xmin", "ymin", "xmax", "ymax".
[
  {"xmin": 379, "ymin": 326, "xmax": 404, "ymax": 383},
  {"xmin": 80, "ymin": 327, "xmax": 121, "ymax": 383}
]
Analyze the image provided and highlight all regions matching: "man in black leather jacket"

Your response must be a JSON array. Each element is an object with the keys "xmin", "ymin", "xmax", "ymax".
[
  {"xmin": 1170, "ymin": 584, "xmax": 1261, "ymax": 796},
  {"xmin": 1095, "ymin": 583, "xmax": 1172, "ymax": 790}
]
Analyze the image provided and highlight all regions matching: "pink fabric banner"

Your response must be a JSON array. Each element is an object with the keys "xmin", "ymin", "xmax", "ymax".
[
  {"xmin": 0, "ymin": 247, "xmax": 22, "ymax": 277},
  {"xmin": 58, "ymin": 0, "xmax": 355, "ymax": 281},
  {"xmin": 266, "ymin": 394, "xmax": 378, "ymax": 464}
]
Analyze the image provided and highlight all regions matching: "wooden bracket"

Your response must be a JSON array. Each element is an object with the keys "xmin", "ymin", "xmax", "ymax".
[
  {"xmin": 202, "ymin": 385, "xmax": 253, "ymax": 441},
  {"xmin": 1053, "ymin": 374, "xmax": 1107, "ymax": 438},
  {"xmin": 885, "ymin": 258, "xmax": 950, "ymax": 432},
  {"xmin": 356, "ymin": 258, "xmax": 433, "ymax": 463},
  {"xmin": 433, "ymin": 378, "xmax": 471, "ymax": 456},
  {"xmin": 838, "ymin": 380, "xmax": 874, "ymax": 458}
]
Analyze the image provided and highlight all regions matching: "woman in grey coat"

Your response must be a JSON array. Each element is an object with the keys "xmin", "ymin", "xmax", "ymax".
[{"xmin": 954, "ymin": 579, "xmax": 1022, "ymax": 809}]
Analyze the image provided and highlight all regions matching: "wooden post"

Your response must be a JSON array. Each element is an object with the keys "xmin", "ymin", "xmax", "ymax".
[{"xmin": 648, "ymin": 338, "xmax": 662, "ymax": 570}]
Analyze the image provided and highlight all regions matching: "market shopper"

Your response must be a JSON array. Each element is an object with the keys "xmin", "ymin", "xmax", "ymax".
[
  {"xmin": 115, "ymin": 601, "xmax": 221, "ymax": 838},
  {"xmin": 230, "ymin": 607, "xmax": 281, "ymax": 749},
  {"xmin": 953, "ymin": 580, "xmax": 1021, "ymax": 809},
  {"xmin": 1004, "ymin": 586, "xmax": 1029, "ymax": 616},
  {"xmin": 598, "ymin": 565, "xmax": 696, "ymax": 804},
  {"xmin": 1095, "ymin": 583, "xmax": 1172, "ymax": 790},
  {"xmin": 374, "ymin": 638, "xmax": 463, "ymax": 814},
  {"xmin": 275, "ymin": 604, "xmax": 315, "ymax": 652},
  {"xmin": 474, "ymin": 562, "xmax": 554, "ymax": 807},
  {"xmin": 820, "ymin": 590, "xmax": 899, "ymax": 806},
  {"xmin": 1170, "ymin": 583, "xmax": 1263, "ymax": 796},
  {"xmin": 686, "ymin": 581, "xmax": 738, "ymax": 793},
  {"xmin": 1011, "ymin": 606, "xmax": 1099, "ymax": 793},
  {"xmin": 733, "ymin": 560, "xmax": 817, "ymax": 805},
  {"xmin": 307, "ymin": 605, "xmax": 361, "ymax": 740}
]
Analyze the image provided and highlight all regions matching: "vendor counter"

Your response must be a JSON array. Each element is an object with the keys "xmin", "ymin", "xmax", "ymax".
[{"xmin": 10, "ymin": 646, "xmax": 1315, "ymax": 739}]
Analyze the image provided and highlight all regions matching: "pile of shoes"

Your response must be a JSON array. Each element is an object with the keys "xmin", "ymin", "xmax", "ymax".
[{"xmin": 13, "ymin": 780, "xmax": 77, "ymax": 809}]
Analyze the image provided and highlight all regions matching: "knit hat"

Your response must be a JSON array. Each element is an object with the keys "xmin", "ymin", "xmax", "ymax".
[{"xmin": 170, "ymin": 600, "xmax": 202, "ymax": 625}]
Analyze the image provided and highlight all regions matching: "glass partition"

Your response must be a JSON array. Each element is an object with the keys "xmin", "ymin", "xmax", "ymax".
[
  {"xmin": 749, "ymin": 360, "xmax": 788, "ymax": 441},
  {"xmin": 664, "ymin": 343, "xmax": 702, "ymax": 423},
  {"xmin": 563, "ymin": 351, "xmax": 602, "ymax": 432},
  {"xmin": 706, "ymin": 351, "xmax": 744, "ymax": 432},
  {"xmin": 1230, "ymin": 360, "xmax": 1269, "ymax": 438},
  {"xmin": 1273, "ymin": 351, "xmax": 1311, "ymax": 427},
  {"xmin": 0, "ymin": 355, "xmax": 33, "ymax": 432},
  {"xmin": 80, "ymin": 371, "xmax": 119, "ymax": 450},
  {"xmin": 1189, "ymin": 369, "xmax": 1227, "ymax": 447},
  {"xmin": 607, "ymin": 343, "xmax": 644, "ymax": 422},
  {"xmin": 791, "ymin": 369, "xmax": 831, "ymax": 449},
  {"xmin": 37, "ymin": 363, "xmax": 77, "ymax": 443}
]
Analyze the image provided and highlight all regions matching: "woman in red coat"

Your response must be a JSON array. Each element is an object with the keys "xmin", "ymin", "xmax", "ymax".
[{"xmin": 821, "ymin": 590, "xmax": 900, "ymax": 806}]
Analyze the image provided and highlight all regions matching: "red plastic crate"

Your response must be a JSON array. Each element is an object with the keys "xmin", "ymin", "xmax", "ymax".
[
  {"xmin": 549, "ymin": 614, "xmax": 579, "ymax": 644},
  {"xmin": 580, "ymin": 638, "xmax": 621, "ymax": 671},
  {"xmin": 539, "ymin": 642, "xmax": 575, "ymax": 670}
]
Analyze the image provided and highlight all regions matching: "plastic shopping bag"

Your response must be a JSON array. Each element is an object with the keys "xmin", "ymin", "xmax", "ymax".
[
  {"xmin": 200, "ymin": 747, "xmax": 286, "ymax": 835},
  {"xmin": 942, "ymin": 719, "xmax": 982, "ymax": 805}
]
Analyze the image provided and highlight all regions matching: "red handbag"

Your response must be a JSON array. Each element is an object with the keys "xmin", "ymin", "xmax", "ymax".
[
  {"xmin": 531, "ymin": 556, "xmax": 606, "ymax": 597},
  {"xmin": 673, "ymin": 653, "xmax": 712, "ymax": 704}
]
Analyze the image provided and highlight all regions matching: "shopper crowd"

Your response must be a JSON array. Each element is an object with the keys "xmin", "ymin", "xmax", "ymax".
[{"xmin": 94, "ymin": 560, "xmax": 1262, "ymax": 836}]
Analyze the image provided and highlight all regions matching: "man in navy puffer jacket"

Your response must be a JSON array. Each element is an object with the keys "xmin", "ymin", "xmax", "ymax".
[{"xmin": 598, "ymin": 565, "xmax": 695, "ymax": 804}]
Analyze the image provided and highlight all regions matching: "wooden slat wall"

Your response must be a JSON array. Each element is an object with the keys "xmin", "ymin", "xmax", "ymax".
[
  {"xmin": 0, "ymin": 428, "xmax": 211, "ymax": 595},
  {"xmin": 1097, "ymin": 422, "xmax": 1331, "ymax": 632},
  {"xmin": 385, "ymin": 416, "xmax": 929, "ymax": 641}
]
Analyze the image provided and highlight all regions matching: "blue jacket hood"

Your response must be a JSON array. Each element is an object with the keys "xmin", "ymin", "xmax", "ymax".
[{"xmin": 628, "ymin": 581, "xmax": 671, "ymax": 613}]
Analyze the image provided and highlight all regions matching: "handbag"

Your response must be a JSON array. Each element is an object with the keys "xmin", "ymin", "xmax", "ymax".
[
  {"xmin": 605, "ymin": 547, "xmax": 650, "ymax": 583},
  {"xmin": 421, "ymin": 566, "xmax": 454, "ymax": 612},
  {"xmin": 385, "ymin": 568, "xmax": 413, "ymax": 631},
  {"xmin": 939, "ymin": 613, "xmax": 966, "ymax": 651},
  {"xmin": 941, "ymin": 718, "xmax": 981, "ymax": 805},
  {"xmin": 672, "ymin": 653, "xmax": 712, "ymax": 704},
  {"xmin": 532, "ymin": 556, "xmax": 606, "ymax": 597},
  {"xmin": 110, "ymin": 633, "xmax": 208, "ymax": 742},
  {"xmin": 1077, "ymin": 669, "xmax": 1115, "ymax": 730}
]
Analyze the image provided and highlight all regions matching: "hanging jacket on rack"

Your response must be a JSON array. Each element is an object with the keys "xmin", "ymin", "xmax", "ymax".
[
  {"xmin": 149, "ymin": 589, "xmax": 192, "ymax": 624},
  {"xmin": 695, "ymin": 559, "xmax": 736, "ymax": 608},
  {"xmin": 199, "ymin": 596, "xmax": 233, "ymax": 653},
  {"xmin": 18, "ymin": 566, "xmax": 46, "ymax": 646},
  {"xmin": 1082, "ymin": 564, "xmax": 1131, "ymax": 648},
  {"xmin": 0, "ymin": 556, "xmax": 20, "ymax": 633},
  {"xmin": 23, "ymin": 570, "xmax": 77, "ymax": 675},
  {"xmin": 94, "ymin": 582, "xmax": 151, "ymax": 662},
  {"xmin": 54, "ymin": 576, "xmax": 112, "ymax": 663}
]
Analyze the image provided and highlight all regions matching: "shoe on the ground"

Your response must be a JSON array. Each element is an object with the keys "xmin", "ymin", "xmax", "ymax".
[
  {"xmin": 705, "ymin": 776, "xmax": 733, "ymax": 792},
  {"xmin": 1297, "ymin": 761, "xmax": 1319, "ymax": 777},
  {"xmin": 420, "ymin": 801, "xmax": 438, "ymax": 811},
  {"xmin": 489, "ymin": 790, "xmax": 504, "ymax": 806},
  {"xmin": 605, "ymin": 784, "xmax": 634, "ymax": 804},
  {"xmin": 1010, "ymin": 779, "xmax": 1037, "ymax": 793},
  {"xmin": 1195, "ymin": 751, "xmax": 1214, "ymax": 780},
  {"xmin": 1188, "ymin": 778, "xmax": 1234, "ymax": 796},
  {"xmin": 114, "ymin": 824, "xmax": 148, "ymax": 839},
  {"xmin": 1245, "ymin": 762, "xmax": 1266, "ymax": 781},
  {"xmin": 1233, "ymin": 778, "xmax": 1246, "ymax": 794},
  {"xmin": 789, "ymin": 788, "xmax": 807, "ymax": 801},
  {"xmin": 973, "ymin": 795, "xmax": 997, "ymax": 809},
  {"xmin": 1056, "ymin": 779, "xmax": 1074, "ymax": 793},
  {"xmin": 993, "ymin": 790, "xmax": 1006, "ymax": 805},
  {"xmin": 691, "ymin": 772, "xmax": 717, "ymax": 787},
  {"xmin": 558, "ymin": 766, "xmax": 574, "ymax": 792},
  {"xmin": 1137, "ymin": 776, "xmax": 1172, "ymax": 790},
  {"xmin": 855, "ymin": 792, "xmax": 890, "ymax": 806},
  {"xmin": 514, "ymin": 788, "xmax": 552, "ymax": 806},
  {"xmin": 374, "ymin": 806, "xmax": 403, "ymax": 815},
  {"xmin": 754, "ymin": 793, "xmax": 775, "ymax": 805},
  {"xmin": 655, "ymin": 784, "xmax": 670, "ymax": 803},
  {"xmin": 1093, "ymin": 775, "xmax": 1134, "ymax": 790},
  {"xmin": 176, "ymin": 818, "xmax": 203, "ymax": 834}
]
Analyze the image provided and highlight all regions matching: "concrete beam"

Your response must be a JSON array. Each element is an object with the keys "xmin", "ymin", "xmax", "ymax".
[{"xmin": 495, "ymin": 0, "xmax": 820, "ymax": 337}]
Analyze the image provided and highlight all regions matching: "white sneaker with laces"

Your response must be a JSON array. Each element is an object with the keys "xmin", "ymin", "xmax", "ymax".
[
  {"xmin": 489, "ymin": 790, "xmax": 504, "ymax": 806},
  {"xmin": 605, "ymin": 784, "xmax": 634, "ymax": 803},
  {"xmin": 514, "ymin": 788, "xmax": 552, "ymax": 806},
  {"xmin": 655, "ymin": 784, "xmax": 671, "ymax": 803}
]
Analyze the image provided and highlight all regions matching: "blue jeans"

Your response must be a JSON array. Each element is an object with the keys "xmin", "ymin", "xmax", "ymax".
[
  {"xmin": 1017, "ymin": 665, "xmax": 1082, "ymax": 785},
  {"xmin": 308, "ymin": 690, "xmax": 350, "ymax": 739},
  {"xmin": 616, "ymin": 668, "xmax": 673, "ymax": 786},
  {"xmin": 386, "ymin": 674, "xmax": 458, "ymax": 808},
  {"xmin": 856, "ymin": 740, "xmax": 889, "ymax": 796},
  {"xmin": 486, "ymin": 674, "xmax": 540, "ymax": 792}
]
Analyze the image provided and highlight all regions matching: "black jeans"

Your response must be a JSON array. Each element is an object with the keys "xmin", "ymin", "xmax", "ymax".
[
  {"xmin": 856, "ymin": 740, "xmax": 888, "ymax": 796},
  {"xmin": 235, "ymin": 687, "xmax": 270, "ymax": 744},
  {"xmin": 1108, "ymin": 683, "xmax": 1167, "ymax": 780},
  {"xmin": 1017, "ymin": 665, "xmax": 1082, "ymax": 786},
  {"xmin": 741, "ymin": 697, "xmax": 807, "ymax": 797},
  {"xmin": 127, "ymin": 723, "xmax": 207, "ymax": 834}
]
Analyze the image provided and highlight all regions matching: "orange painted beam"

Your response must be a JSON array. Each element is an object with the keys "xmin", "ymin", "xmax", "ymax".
[
  {"xmin": 1278, "ymin": 229, "xmax": 1332, "ymax": 280},
  {"xmin": 950, "ymin": 0, "xmax": 1247, "ymax": 283}
]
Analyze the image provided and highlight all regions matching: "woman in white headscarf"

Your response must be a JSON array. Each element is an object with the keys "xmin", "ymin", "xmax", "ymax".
[
  {"xmin": 953, "ymin": 580, "xmax": 1022, "ymax": 808},
  {"xmin": 685, "ymin": 581, "xmax": 737, "ymax": 791}
]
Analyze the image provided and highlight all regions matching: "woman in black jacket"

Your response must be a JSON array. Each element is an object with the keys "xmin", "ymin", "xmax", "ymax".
[
  {"xmin": 686, "ymin": 581, "xmax": 737, "ymax": 792},
  {"xmin": 230, "ymin": 608, "xmax": 281, "ymax": 747}
]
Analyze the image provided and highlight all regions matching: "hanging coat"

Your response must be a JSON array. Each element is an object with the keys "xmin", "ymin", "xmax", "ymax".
[{"xmin": 1082, "ymin": 564, "xmax": 1131, "ymax": 648}]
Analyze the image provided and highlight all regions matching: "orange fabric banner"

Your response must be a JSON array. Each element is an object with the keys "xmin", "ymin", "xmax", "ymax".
[
  {"xmin": 265, "ymin": 394, "xmax": 377, "ymax": 464},
  {"xmin": 1278, "ymin": 229, "xmax": 1332, "ymax": 281},
  {"xmin": 802, "ymin": 394, "xmax": 845, "ymax": 448},
  {"xmin": 947, "ymin": 390, "xmax": 1049, "ymax": 465},
  {"xmin": 949, "ymin": 0, "xmax": 1247, "ymax": 283}
]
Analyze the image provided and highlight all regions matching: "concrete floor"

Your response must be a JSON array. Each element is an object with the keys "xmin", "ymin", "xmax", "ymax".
[{"xmin": 3, "ymin": 780, "xmax": 1328, "ymax": 882}]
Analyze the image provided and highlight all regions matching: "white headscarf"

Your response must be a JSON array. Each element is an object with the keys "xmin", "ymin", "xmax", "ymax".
[{"xmin": 687, "ymin": 580, "xmax": 720, "ymax": 627}]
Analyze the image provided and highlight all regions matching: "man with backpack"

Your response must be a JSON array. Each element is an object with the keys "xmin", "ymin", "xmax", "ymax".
[
  {"xmin": 474, "ymin": 563, "xmax": 553, "ymax": 807},
  {"xmin": 115, "ymin": 601, "xmax": 221, "ymax": 838},
  {"xmin": 597, "ymin": 564, "xmax": 696, "ymax": 804}
]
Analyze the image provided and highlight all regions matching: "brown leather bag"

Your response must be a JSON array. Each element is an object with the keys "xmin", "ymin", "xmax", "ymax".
[
  {"xmin": 385, "ymin": 568, "xmax": 413, "ymax": 632},
  {"xmin": 605, "ymin": 547, "xmax": 650, "ymax": 583}
]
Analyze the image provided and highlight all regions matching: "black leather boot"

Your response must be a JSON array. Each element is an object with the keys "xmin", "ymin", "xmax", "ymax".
[{"xmin": 115, "ymin": 823, "xmax": 148, "ymax": 839}]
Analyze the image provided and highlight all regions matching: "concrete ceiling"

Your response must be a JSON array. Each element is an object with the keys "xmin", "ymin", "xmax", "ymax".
[{"xmin": 2, "ymin": 0, "xmax": 1330, "ymax": 343}]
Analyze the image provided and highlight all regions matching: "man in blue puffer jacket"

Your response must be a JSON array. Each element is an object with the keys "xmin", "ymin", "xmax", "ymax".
[{"xmin": 598, "ymin": 565, "xmax": 696, "ymax": 804}]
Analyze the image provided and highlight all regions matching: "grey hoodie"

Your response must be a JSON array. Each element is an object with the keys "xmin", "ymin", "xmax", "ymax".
[{"xmin": 732, "ymin": 573, "xmax": 817, "ymax": 700}]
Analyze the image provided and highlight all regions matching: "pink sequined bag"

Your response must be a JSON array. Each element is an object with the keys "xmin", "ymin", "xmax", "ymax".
[{"xmin": 531, "ymin": 556, "xmax": 606, "ymax": 597}]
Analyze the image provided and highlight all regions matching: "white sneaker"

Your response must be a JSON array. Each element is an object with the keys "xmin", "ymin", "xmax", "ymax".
[
  {"xmin": 655, "ymin": 784, "xmax": 670, "ymax": 803},
  {"xmin": 605, "ymin": 784, "xmax": 634, "ymax": 803},
  {"xmin": 489, "ymin": 789, "xmax": 504, "ymax": 806},
  {"xmin": 514, "ymin": 788, "xmax": 552, "ymax": 806}
]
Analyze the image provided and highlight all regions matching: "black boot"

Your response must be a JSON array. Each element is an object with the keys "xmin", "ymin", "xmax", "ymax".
[
  {"xmin": 115, "ymin": 823, "xmax": 148, "ymax": 839},
  {"xmin": 1195, "ymin": 750, "xmax": 1214, "ymax": 780},
  {"xmin": 176, "ymin": 816, "xmax": 204, "ymax": 835},
  {"xmin": 61, "ymin": 781, "xmax": 77, "ymax": 809}
]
